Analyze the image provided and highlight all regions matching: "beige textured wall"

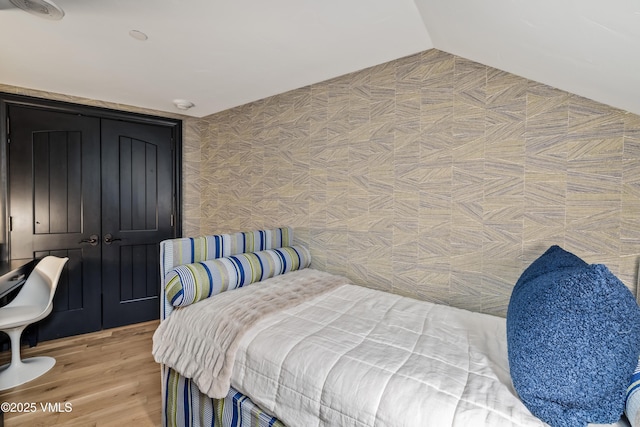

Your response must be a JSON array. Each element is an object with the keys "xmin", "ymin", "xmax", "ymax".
[
  {"xmin": 182, "ymin": 117, "xmax": 202, "ymax": 237},
  {"xmin": 199, "ymin": 49, "xmax": 640, "ymax": 316}
]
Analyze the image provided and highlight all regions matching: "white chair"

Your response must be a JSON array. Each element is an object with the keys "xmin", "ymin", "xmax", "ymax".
[{"xmin": 0, "ymin": 256, "xmax": 68, "ymax": 390}]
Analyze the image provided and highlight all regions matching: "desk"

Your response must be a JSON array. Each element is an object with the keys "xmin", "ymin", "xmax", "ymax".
[{"xmin": 0, "ymin": 259, "xmax": 35, "ymax": 299}]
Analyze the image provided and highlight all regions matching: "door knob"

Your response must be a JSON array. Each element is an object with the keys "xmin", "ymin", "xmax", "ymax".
[
  {"xmin": 79, "ymin": 234, "xmax": 99, "ymax": 246},
  {"xmin": 103, "ymin": 233, "xmax": 122, "ymax": 245}
]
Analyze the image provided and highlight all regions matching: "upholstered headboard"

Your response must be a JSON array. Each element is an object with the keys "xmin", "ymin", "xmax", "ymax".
[{"xmin": 159, "ymin": 226, "xmax": 293, "ymax": 319}]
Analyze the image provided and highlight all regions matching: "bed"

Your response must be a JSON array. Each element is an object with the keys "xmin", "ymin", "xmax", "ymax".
[{"xmin": 153, "ymin": 227, "xmax": 640, "ymax": 427}]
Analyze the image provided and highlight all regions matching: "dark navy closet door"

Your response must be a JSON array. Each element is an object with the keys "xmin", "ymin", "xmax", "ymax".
[
  {"xmin": 100, "ymin": 119, "xmax": 174, "ymax": 328},
  {"xmin": 8, "ymin": 106, "xmax": 176, "ymax": 339},
  {"xmin": 9, "ymin": 106, "xmax": 102, "ymax": 339}
]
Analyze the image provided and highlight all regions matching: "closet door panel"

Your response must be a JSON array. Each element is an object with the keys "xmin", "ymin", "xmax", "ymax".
[
  {"xmin": 101, "ymin": 119, "xmax": 174, "ymax": 328},
  {"xmin": 8, "ymin": 106, "xmax": 102, "ymax": 340}
]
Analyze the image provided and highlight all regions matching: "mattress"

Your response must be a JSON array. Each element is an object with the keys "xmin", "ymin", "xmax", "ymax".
[{"xmin": 229, "ymin": 281, "xmax": 545, "ymax": 426}]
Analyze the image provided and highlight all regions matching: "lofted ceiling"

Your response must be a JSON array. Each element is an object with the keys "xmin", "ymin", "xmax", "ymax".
[{"xmin": 0, "ymin": 0, "xmax": 638, "ymax": 118}]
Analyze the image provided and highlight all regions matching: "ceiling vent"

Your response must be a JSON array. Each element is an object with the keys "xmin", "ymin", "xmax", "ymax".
[{"xmin": 9, "ymin": 0, "xmax": 65, "ymax": 20}]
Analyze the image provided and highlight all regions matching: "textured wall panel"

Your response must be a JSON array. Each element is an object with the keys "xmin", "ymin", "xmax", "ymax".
[{"xmin": 195, "ymin": 49, "xmax": 640, "ymax": 316}]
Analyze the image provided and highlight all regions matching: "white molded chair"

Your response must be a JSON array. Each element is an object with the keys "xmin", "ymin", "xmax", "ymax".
[{"xmin": 0, "ymin": 256, "xmax": 68, "ymax": 390}]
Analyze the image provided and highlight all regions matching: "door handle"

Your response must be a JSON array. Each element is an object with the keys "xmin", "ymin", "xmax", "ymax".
[
  {"xmin": 104, "ymin": 233, "xmax": 122, "ymax": 245},
  {"xmin": 79, "ymin": 234, "xmax": 99, "ymax": 246}
]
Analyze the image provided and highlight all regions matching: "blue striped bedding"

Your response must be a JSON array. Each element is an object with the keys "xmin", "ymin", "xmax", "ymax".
[
  {"xmin": 159, "ymin": 227, "xmax": 292, "ymax": 427},
  {"xmin": 163, "ymin": 366, "xmax": 282, "ymax": 427}
]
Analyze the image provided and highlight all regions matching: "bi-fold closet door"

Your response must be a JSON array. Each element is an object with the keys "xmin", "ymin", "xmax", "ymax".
[{"xmin": 7, "ymin": 104, "xmax": 178, "ymax": 340}]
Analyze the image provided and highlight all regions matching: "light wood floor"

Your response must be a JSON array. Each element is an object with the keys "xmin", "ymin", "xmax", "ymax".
[{"xmin": 0, "ymin": 320, "xmax": 161, "ymax": 427}]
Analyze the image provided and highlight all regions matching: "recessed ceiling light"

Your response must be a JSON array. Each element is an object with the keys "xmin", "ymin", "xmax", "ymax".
[
  {"xmin": 129, "ymin": 30, "xmax": 148, "ymax": 41},
  {"xmin": 172, "ymin": 99, "xmax": 195, "ymax": 110}
]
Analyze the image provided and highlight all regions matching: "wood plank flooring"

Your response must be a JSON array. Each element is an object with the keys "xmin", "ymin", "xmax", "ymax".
[{"xmin": 0, "ymin": 321, "xmax": 161, "ymax": 426}]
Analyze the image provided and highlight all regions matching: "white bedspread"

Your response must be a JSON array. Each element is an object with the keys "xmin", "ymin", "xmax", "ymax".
[{"xmin": 231, "ymin": 283, "xmax": 548, "ymax": 427}]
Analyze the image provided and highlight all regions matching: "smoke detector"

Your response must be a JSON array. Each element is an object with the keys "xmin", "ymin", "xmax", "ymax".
[
  {"xmin": 172, "ymin": 99, "xmax": 195, "ymax": 111},
  {"xmin": 10, "ymin": 0, "xmax": 65, "ymax": 20}
]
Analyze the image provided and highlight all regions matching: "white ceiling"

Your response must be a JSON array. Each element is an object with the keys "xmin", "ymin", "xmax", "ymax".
[{"xmin": 0, "ymin": 0, "xmax": 638, "ymax": 118}]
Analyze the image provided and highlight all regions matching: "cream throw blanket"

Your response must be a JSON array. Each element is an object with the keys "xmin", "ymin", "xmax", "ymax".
[{"xmin": 152, "ymin": 268, "xmax": 349, "ymax": 398}]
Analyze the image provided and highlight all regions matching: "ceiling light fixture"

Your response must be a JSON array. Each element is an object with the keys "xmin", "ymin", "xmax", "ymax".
[
  {"xmin": 10, "ymin": 0, "xmax": 64, "ymax": 20},
  {"xmin": 172, "ymin": 99, "xmax": 195, "ymax": 110},
  {"xmin": 129, "ymin": 30, "xmax": 148, "ymax": 41}
]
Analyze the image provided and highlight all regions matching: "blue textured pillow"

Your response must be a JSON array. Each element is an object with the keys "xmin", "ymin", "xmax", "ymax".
[
  {"xmin": 507, "ymin": 246, "xmax": 640, "ymax": 427},
  {"xmin": 515, "ymin": 245, "xmax": 586, "ymax": 286}
]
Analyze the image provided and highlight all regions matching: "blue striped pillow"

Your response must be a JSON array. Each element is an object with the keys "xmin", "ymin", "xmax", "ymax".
[{"xmin": 164, "ymin": 246, "xmax": 311, "ymax": 307}]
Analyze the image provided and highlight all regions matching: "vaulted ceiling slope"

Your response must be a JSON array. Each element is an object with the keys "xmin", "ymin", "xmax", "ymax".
[{"xmin": 0, "ymin": 0, "xmax": 638, "ymax": 118}]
